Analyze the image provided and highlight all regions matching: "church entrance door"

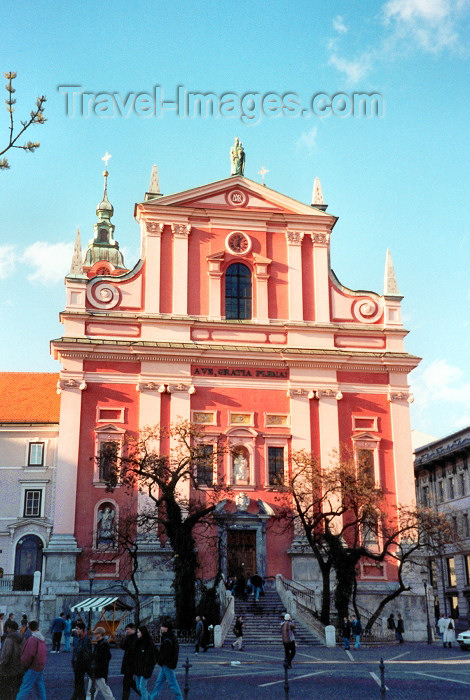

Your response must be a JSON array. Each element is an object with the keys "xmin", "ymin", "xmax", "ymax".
[{"xmin": 227, "ymin": 530, "xmax": 256, "ymax": 579}]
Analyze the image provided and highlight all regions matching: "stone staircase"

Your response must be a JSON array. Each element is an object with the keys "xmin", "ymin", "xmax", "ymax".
[{"xmin": 224, "ymin": 589, "xmax": 323, "ymax": 647}]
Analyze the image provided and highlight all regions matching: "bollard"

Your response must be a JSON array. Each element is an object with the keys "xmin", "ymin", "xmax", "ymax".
[
  {"xmin": 89, "ymin": 669, "xmax": 97, "ymax": 700},
  {"xmin": 379, "ymin": 657, "xmax": 386, "ymax": 698},
  {"xmin": 183, "ymin": 656, "xmax": 192, "ymax": 699},
  {"xmin": 283, "ymin": 659, "xmax": 290, "ymax": 700}
]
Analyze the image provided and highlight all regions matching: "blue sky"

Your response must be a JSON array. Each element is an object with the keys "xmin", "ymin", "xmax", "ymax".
[{"xmin": 1, "ymin": 0, "xmax": 469, "ymax": 440}]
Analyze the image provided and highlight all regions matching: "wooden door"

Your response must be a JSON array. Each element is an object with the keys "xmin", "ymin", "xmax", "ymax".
[{"xmin": 227, "ymin": 530, "xmax": 256, "ymax": 579}]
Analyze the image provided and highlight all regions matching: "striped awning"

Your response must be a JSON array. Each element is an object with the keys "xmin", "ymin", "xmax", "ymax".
[{"xmin": 70, "ymin": 596, "xmax": 121, "ymax": 613}]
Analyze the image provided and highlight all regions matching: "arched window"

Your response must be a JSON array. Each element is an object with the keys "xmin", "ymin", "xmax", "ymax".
[
  {"xmin": 225, "ymin": 263, "xmax": 252, "ymax": 320},
  {"xmin": 14, "ymin": 535, "xmax": 43, "ymax": 591}
]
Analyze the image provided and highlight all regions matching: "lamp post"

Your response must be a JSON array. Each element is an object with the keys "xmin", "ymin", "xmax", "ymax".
[
  {"xmin": 88, "ymin": 567, "xmax": 96, "ymax": 632},
  {"xmin": 422, "ymin": 575, "xmax": 433, "ymax": 644}
]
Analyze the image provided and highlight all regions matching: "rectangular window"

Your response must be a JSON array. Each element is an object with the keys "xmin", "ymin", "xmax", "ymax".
[
  {"xmin": 438, "ymin": 481, "xmax": 444, "ymax": 502},
  {"xmin": 99, "ymin": 441, "xmax": 118, "ymax": 481},
  {"xmin": 196, "ymin": 444, "xmax": 214, "ymax": 486},
  {"xmin": 422, "ymin": 485, "xmax": 429, "ymax": 507},
  {"xmin": 460, "ymin": 472, "xmax": 466, "ymax": 496},
  {"xmin": 465, "ymin": 555, "xmax": 470, "ymax": 585},
  {"xmin": 268, "ymin": 446, "xmax": 284, "ymax": 486},
  {"xmin": 28, "ymin": 442, "xmax": 44, "ymax": 466},
  {"xmin": 449, "ymin": 477, "xmax": 455, "ymax": 500},
  {"xmin": 464, "ymin": 513, "xmax": 470, "ymax": 538},
  {"xmin": 23, "ymin": 489, "xmax": 42, "ymax": 517},
  {"xmin": 358, "ymin": 449, "xmax": 375, "ymax": 483},
  {"xmin": 447, "ymin": 557, "xmax": 457, "ymax": 587}
]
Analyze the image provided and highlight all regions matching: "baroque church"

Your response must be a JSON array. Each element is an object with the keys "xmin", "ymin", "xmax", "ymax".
[{"xmin": 42, "ymin": 143, "xmax": 420, "ymax": 620}]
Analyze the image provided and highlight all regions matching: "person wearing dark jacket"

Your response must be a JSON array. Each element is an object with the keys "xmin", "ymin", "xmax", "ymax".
[
  {"xmin": 0, "ymin": 621, "xmax": 24, "ymax": 700},
  {"xmin": 134, "ymin": 626, "xmax": 156, "ymax": 700},
  {"xmin": 120, "ymin": 624, "xmax": 141, "ymax": 700},
  {"xmin": 16, "ymin": 620, "xmax": 47, "ymax": 700},
  {"xmin": 149, "ymin": 622, "xmax": 183, "ymax": 700},
  {"xmin": 395, "ymin": 613, "xmax": 405, "ymax": 644},
  {"xmin": 70, "ymin": 622, "xmax": 92, "ymax": 700},
  {"xmin": 86, "ymin": 627, "xmax": 114, "ymax": 699},
  {"xmin": 49, "ymin": 613, "xmax": 66, "ymax": 653},
  {"xmin": 342, "ymin": 617, "xmax": 352, "ymax": 650},
  {"xmin": 351, "ymin": 617, "xmax": 362, "ymax": 649}
]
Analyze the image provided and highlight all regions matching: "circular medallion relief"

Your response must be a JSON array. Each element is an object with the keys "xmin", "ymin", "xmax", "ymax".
[
  {"xmin": 225, "ymin": 231, "xmax": 252, "ymax": 255},
  {"xmin": 226, "ymin": 189, "xmax": 248, "ymax": 207}
]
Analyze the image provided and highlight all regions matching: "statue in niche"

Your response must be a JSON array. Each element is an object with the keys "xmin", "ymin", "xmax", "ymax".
[
  {"xmin": 97, "ymin": 505, "xmax": 115, "ymax": 546},
  {"xmin": 233, "ymin": 452, "xmax": 248, "ymax": 482},
  {"xmin": 230, "ymin": 137, "xmax": 245, "ymax": 176}
]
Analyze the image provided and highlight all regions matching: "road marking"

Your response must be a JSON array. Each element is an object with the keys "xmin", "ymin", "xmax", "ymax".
[
  {"xmin": 296, "ymin": 652, "xmax": 323, "ymax": 660},
  {"xmin": 414, "ymin": 672, "xmax": 470, "ymax": 686},
  {"xmin": 346, "ymin": 650, "xmax": 354, "ymax": 661},
  {"xmin": 259, "ymin": 671, "xmax": 325, "ymax": 687},
  {"xmin": 387, "ymin": 651, "xmax": 410, "ymax": 661},
  {"xmin": 370, "ymin": 671, "xmax": 389, "ymax": 690}
]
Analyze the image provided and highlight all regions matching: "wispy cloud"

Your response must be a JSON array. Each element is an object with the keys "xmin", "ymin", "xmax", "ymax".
[
  {"xmin": 328, "ymin": 53, "xmax": 374, "ymax": 84},
  {"xmin": 296, "ymin": 126, "xmax": 318, "ymax": 155},
  {"xmin": 328, "ymin": 0, "xmax": 470, "ymax": 82},
  {"xmin": 411, "ymin": 358, "xmax": 470, "ymax": 433},
  {"xmin": 21, "ymin": 241, "xmax": 74, "ymax": 285},
  {"xmin": 383, "ymin": 0, "xmax": 468, "ymax": 52},
  {"xmin": 333, "ymin": 15, "xmax": 348, "ymax": 34},
  {"xmin": 0, "ymin": 245, "xmax": 16, "ymax": 279}
]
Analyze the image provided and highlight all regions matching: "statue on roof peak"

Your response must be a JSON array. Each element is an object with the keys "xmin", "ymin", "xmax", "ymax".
[{"xmin": 230, "ymin": 137, "xmax": 245, "ymax": 176}]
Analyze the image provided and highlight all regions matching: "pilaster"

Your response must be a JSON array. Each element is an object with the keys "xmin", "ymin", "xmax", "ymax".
[
  {"xmin": 285, "ymin": 231, "xmax": 304, "ymax": 322},
  {"xmin": 143, "ymin": 221, "xmax": 163, "ymax": 313},
  {"xmin": 311, "ymin": 231, "xmax": 330, "ymax": 322},
  {"xmin": 172, "ymin": 223, "xmax": 191, "ymax": 315}
]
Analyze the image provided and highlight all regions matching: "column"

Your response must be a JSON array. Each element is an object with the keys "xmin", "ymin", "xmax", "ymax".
[
  {"xmin": 253, "ymin": 254, "xmax": 271, "ymax": 323},
  {"xmin": 44, "ymin": 377, "xmax": 85, "ymax": 590},
  {"xmin": 207, "ymin": 252, "xmax": 224, "ymax": 319},
  {"xmin": 143, "ymin": 221, "xmax": 163, "ymax": 314},
  {"xmin": 388, "ymin": 377, "xmax": 415, "ymax": 508},
  {"xmin": 288, "ymin": 389, "xmax": 311, "ymax": 451},
  {"xmin": 172, "ymin": 223, "xmax": 191, "ymax": 315},
  {"xmin": 285, "ymin": 231, "xmax": 304, "ymax": 322},
  {"xmin": 311, "ymin": 232, "xmax": 330, "ymax": 323},
  {"xmin": 168, "ymin": 382, "xmax": 194, "ymax": 504},
  {"xmin": 317, "ymin": 389, "xmax": 342, "ymax": 530}
]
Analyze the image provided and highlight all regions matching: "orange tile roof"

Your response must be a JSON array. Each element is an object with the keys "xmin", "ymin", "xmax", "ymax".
[{"xmin": 0, "ymin": 373, "xmax": 60, "ymax": 423}]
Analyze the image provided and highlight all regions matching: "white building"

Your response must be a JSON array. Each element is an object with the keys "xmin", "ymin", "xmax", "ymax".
[{"xmin": 0, "ymin": 373, "xmax": 59, "ymax": 609}]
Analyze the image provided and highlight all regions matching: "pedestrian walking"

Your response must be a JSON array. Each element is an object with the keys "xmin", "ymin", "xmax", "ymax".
[
  {"xmin": 49, "ymin": 613, "xmax": 66, "ymax": 653},
  {"xmin": 120, "ymin": 624, "xmax": 140, "ymax": 700},
  {"xmin": 149, "ymin": 621, "xmax": 183, "ymax": 700},
  {"xmin": 351, "ymin": 616, "xmax": 362, "ymax": 649},
  {"xmin": 15, "ymin": 620, "xmax": 47, "ymax": 700},
  {"xmin": 395, "ymin": 613, "xmax": 404, "ymax": 644},
  {"xmin": 194, "ymin": 617, "xmax": 206, "ymax": 654},
  {"xmin": 0, "ymin": 614, "xmax": 4, "ymax": 650},
  {"xmin": 342, "ymin": 617, "xmax": 351, "ymax": 650},
  {"xmin": 250, "ymin": 574, "xmax": 263, "ymax": 602},
  {"xmin": 134, "ymin": 626, "xmax": 157, "ymax": 700},
  {"xmin": 0, "ymin": 620, "xmax": 24, "ymax": 700},
  {"xmin": 64, "ymin": 615, "xmax": 73, "ymax": 653},
  {"xmin": 231, "ymin": 616, "xmax": 244, "ymax": 651},
  {"xmin": 281, "ymin": 614, "xmax": 296, "ymax": 669},
  {"xmin": 437, "ymin": 614, "xmax": 446, "ymax": 642},
  {"xmin": 387, "ymin": 613, "xmax": 395, "ymax": 632},
  {"xmin": 70, "ymin": 622, "xmax": 92, "ymax": 700},
  {"xmin": 86, "ymin": 627, "xmax": 115, "ymax": 700},
  {"xmin": 443, "ymin": 616, "xmax": 456, "ymax": 648},
  {"xmin": 19, "ymin": 617, "xmax": 28, "ymax": 638}
]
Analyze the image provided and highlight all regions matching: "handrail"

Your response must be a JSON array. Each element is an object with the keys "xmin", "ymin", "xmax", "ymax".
[
  {"xmin": 214, "ymin": 581, "xmax": 235, "ymax": 648},
  {"xmin": 276, "ymin": 574, "xmax": 325, "ymax": 643}
]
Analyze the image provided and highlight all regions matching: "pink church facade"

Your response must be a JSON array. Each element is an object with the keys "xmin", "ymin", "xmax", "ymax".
[{"xmin": 45, "ymin": 165, "xmax": 419, "ymax": 603}]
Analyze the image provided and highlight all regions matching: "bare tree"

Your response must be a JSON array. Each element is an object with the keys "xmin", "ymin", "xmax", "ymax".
[
  {"xmin": 1, "ymin": 72, "xmax": 46, "ymax": 170},
  {"xmin": 278, "ymin": 450, "xmax": 454, "ymax": 627},
  {"xmin": 105, "ymin": 421, "xmax": 230, "ymax": 631}
]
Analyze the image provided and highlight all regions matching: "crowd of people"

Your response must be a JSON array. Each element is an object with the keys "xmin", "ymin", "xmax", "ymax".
[{"xmin": 0, "ymin": 613, "xmax": 184, "ymax": 700}]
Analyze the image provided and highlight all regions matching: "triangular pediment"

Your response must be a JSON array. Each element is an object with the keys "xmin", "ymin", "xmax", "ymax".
[{"xmin": 139, "ymin": 176, "xmax": 333, "ymax": 218}]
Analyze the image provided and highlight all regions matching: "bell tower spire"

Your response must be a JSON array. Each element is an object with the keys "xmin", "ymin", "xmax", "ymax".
[{"xmin": 83, "ymin": 155, "xmax": 127, "ymax": 274}]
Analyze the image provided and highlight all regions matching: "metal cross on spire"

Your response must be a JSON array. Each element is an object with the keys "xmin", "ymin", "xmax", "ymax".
[
  {"xmin": 101, "ymin": 151, "xmax": 112, "ymax": 168},
  {"xmin": 258, "ymin": 165, "xmax": 269, "ymax": 186}
]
